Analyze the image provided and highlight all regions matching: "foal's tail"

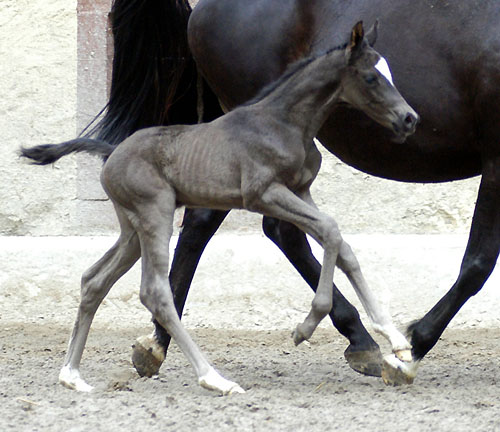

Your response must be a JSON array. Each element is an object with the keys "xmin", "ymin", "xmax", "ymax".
[{"xmin": 20, "ymin": 138, "xmax": 114, "ymax": 165}]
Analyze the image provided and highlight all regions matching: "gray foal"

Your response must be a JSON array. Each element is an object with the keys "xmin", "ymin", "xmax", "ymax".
[{"xmin": 22, "ymin": 22, "xmax": 418, "ymax": 394}]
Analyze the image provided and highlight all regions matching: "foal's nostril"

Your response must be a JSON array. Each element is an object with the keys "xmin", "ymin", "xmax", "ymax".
[
  {"xmin": 405, "ymin": 113, "xmax": 415, "ymax": 124},
  {"xmin": 404, "ymin": 113, "xmax": 418, "ymax": 131}
]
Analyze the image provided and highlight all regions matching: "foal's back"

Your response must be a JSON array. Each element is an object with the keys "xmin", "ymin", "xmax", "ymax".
[{"xmin": 102, "ymin": 107, "xmax": 308, "ymax": 211}]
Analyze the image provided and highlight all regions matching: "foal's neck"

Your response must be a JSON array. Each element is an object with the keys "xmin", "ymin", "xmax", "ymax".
[{"xmin": 256, "ymin": 47, "xmax": 346, "ymax": 143}]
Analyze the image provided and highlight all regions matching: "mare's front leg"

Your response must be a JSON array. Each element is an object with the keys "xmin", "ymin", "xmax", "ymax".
[
  {"xmin": 59, "ymin": 209, "xmax": 141, "ymax": 391},
  {"xmin": 132, "ymin": 208, "xmax": 229, "ymax": 377},
  {"xmin": 383, "ymin": 160, "xmax": 500, "ymax": 385},
  {"xmin": 262, "ymin": 217, "xmax": 383, "ymax": 376}
]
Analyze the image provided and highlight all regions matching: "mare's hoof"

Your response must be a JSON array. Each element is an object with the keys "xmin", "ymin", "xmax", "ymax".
[
  {"xmin": 381, "ymin": 354, "xmax": 417, "ymax": 386},
  {"xmin": 131, "ymin": 335, "xmax": 165, "ymax": 378},
  {"xmin": 344, "ymin": 345, "xmax": 383, "ymax": 377}
]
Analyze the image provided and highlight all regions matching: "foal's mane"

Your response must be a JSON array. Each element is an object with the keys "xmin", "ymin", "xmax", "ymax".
[{"xmin": 242, "ymin": 42, "xmax": 349, "ymax": 107}]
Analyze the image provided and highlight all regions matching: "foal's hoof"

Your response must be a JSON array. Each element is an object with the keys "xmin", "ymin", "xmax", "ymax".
[
  {"xmin": 394, "ymin": 348, "xmax": 413, "ymax": 363},
  {"xmin": 292, "ymin": 327, "xmax": 308, "ymax": 346},
  {"xmin": 59, "ymin": 366, "xmax": 93, "ymax": 392},
  {"xmin": 131, "ymin": 335, "xmax": 166, "ymax": 378},
  {"xmin": 381, "ymin": 354, "xmax": 418, "ymax": 386},
  {"xmin": 199, "ymin": 368, "xmax": 246, "ymax": 396},
  {"xmin": 344, "ymin": 345, "xmax": 383, "ymax": 377}
]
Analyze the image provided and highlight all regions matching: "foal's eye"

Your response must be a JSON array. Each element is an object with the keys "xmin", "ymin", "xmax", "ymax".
[{"xmin": 364, "ymin": 74, "xmax": 378, "ymax": 85}]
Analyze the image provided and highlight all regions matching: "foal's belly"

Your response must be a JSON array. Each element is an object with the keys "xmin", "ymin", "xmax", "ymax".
[{"xmin": 173, "ymin": 181, "xmax": 245, "ymax": 211}]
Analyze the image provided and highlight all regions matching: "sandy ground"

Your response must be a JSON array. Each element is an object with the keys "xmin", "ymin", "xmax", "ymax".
[
  {"xmin": 1, "ymin": 234, "xmax": 499, "ymax": 431},
  {"xmin": 1, "ymin": 322, "xmax": 499, "ymax": 432}
]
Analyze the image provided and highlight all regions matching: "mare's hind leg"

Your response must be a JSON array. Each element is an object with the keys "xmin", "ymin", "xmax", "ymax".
[
  {"xmin": 59, "ymin": 209, "xmax": 140, "ymax": 391},
  {"xmin": 262, "ymin": 217, "xmax": 382, "ymax": 377},
  {"xmin": 132, "ymin": 208, "xmax": 230, "ymax": 377},
  {"xmin": 131, "ymin": 189, "xmax": 244, "ymax": 395}
]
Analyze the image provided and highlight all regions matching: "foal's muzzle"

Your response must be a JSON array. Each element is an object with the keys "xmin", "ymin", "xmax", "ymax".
[{"xmin": 392, "ymin": 111, "xmax": 419, "ymax": 142}]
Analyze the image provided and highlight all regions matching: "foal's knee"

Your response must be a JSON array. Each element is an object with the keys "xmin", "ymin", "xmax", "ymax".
[{"xmin": 311, "ymin": 295, "xmax": 333, "ymax": 317}]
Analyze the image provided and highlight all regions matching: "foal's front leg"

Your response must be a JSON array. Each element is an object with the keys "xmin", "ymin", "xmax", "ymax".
[
  {"xmin": 251, "ymin": 184, "xmax": 342, "ymax": 343},
  {"xmin": 255, "ymin": 184, "xmax": 412, "ymax": 355},
  {"xmin": 262, "ymin": 217, "xmax": 383, "ymax": 376},
  {"xmin": 335, "ymin": 241, "xmax": 412, "ymax": 362}
]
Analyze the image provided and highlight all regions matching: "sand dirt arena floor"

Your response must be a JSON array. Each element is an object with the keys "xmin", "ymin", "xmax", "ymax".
[
  {"xmin": 0, "ymin": 234, "xmax": 499, "ymax": 431},
  {"xmin": 1, "ymin": 324, "xmax": 500, "ymax": 431}
]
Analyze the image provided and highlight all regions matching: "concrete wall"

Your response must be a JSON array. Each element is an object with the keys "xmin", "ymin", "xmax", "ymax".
[
  {"xmin": 0, "ymin": 0, "xmax": 481, "ymax": 237},
  {"xmin": 1, "ymin": 0, "xmax": 78, "ymax": 236}
]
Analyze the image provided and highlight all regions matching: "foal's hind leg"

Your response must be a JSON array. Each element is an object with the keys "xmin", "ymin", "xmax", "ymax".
[
  {"xmin": 132, "ymin": 208, "xmax": 230, "ymax": 377},
  {"xmin": 59, "ymin": 209, "xmax": 140, "ymax": 391},
  {"xmin": 130, "ymin": 189, "xmax": 244, "ymax": 395}
]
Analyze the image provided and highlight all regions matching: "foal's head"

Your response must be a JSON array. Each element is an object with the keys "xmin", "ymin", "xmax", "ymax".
[{"xmin": 339, "ymin": 22, "xmax": 419, "ymax": 143}]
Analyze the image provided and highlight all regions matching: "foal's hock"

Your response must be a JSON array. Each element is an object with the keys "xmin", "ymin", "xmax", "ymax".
[{"xmin": 22, "ymin": 22, "xmax": 417, "ymax": 394}]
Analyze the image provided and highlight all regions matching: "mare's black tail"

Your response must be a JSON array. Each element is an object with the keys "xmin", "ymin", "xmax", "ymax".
[
  {"xmin": 85, "ymin": 0, "xmax": 222, "ymax": 145},
  {"xmin": 20, "ymin": 138, "xmax": 114, "ymax": 165}
]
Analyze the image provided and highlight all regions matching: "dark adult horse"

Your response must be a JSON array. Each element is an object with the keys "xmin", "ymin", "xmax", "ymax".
[{"xmin": 91, "ymin": 0, "xmax": 499, "ymax": 384}]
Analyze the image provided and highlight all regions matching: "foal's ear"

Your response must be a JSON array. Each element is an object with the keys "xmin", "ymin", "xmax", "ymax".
[
  {"xmin": 346, "ymin": 21, "xmax": 364, "ymax": 64},
  {"xmin": 365, "ymin": 20, "xmax": 379, "ymax": 47},
  {"xmin": 349, "ymin": 21, "xmax": 365, "ymax": 50}
]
